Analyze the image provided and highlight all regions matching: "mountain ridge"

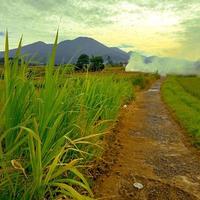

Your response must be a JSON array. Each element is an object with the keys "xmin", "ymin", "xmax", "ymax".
[{"xmin": 0, "ymin": 37, "xmax": 130, "ymax": 64}]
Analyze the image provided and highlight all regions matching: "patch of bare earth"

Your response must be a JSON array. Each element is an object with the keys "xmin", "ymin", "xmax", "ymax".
[{"xmin": 93, "ymin": 80, "xmax": 200, "ymax": 200}]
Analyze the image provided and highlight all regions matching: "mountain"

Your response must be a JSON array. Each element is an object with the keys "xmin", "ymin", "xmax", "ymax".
[{"xmin": 0, "ymin": 37, "xmax": 130, "ymax": 64}]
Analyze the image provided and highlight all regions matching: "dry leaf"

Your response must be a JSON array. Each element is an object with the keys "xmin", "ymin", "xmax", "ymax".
[{"xmin": 11, "ymin": 159, "xmax": 27, "ymax": 179}]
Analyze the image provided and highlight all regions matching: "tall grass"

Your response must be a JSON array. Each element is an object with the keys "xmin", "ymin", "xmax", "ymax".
[{"xmin": 0, "ymin": 32, "xmax": 134, "ymax": 199}]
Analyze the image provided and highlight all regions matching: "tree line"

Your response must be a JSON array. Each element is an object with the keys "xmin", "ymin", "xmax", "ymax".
[
  {"xmin": 0, "ymin": 54, "xmax": 109, "ymax": 72},
  {"xmin": 75, "ymin": 54, "xmax": 105, "ymax": 71}
]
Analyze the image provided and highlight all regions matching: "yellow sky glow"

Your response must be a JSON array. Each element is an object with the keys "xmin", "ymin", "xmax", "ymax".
[{"xmin": 0, "ymin": 0, "xmax": 199, "ymax": 60}]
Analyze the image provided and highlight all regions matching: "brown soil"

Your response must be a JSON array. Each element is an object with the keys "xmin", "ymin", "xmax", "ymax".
[{"xmin": 93, "ymin": 79, "xmax": 200, "ymax": 200}]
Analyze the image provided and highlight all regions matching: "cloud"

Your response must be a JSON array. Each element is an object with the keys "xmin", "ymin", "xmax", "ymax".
[
  {"xmin": 21, "ymin": 0, "xmax": 116, "ymax": 26},
  {"xmin": 175, "ymin": 16, "xmax": 200, "ymax": 60},
  {"xmin": 0, "ymin": 0, "xmax": 199, "ymax": 60},
  {"xmin": 118, "ymin": 44, "xmax": 135, "ymax": 49}
]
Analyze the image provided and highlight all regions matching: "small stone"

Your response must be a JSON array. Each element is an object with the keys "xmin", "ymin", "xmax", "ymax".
[
  {"xmin": 115, "ymin": 171, "xmax": 121, "ymax": 176},
  {"xmin": 133, "ymin": 182, "xmax": 144, "ymax": 190}
]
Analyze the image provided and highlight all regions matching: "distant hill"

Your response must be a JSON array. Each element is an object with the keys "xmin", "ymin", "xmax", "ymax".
[{"xmin": 0, "ymin": 37, "xmax": 130, "ymax": 64}]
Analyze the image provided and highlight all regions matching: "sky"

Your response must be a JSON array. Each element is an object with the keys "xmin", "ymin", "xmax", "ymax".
[{"xmin": 0, "ymin": 0, "xmax": 199, "ymax": 60}]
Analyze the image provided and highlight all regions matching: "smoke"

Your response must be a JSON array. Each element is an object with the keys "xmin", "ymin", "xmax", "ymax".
[{"xmin": 126, "ymin": 53, "xmax": 200, "ymax": 75}]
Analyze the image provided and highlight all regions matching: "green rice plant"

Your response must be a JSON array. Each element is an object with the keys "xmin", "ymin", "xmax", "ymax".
[
  {"xmin": 131, "ymin": 74, "xmax": 146, "ymax": 89},
  {"xmin": 130, "ymin": 73, "xmax": 159, "ymax": 89},
  {"xmin": 177, "ymin": 76, "xmax": 200, "ymax": 100},
  {"xmin": 62, "ymin": 64, "xmax": 75, "ymax": 74},
  {"xmin": 162, "ymin": 76, "xmax": 200, "ymax": 144},
  {"xmin": 0, "ymin": 32, "xmax": 134, "ymax": 199}
]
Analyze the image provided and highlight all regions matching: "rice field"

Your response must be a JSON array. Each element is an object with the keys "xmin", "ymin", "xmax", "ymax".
[
  {"xmin": 162, "ymin": 76, "xmax": 200, "ymax": 144},
  {"xmin": 0, "ymin": 33, "xmax": 158, "ymax": 199},
  {"xmin": 177, "ymin": 76, "xmax": 200, "ymax": 100}
]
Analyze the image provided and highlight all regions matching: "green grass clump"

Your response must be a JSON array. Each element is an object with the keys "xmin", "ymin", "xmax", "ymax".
[
  {"xmin": 131, "ymin": 73, "xmax": 159, "ymax": 89},
  {"xmin": 162, "ymin": 76, "xmax": 200, "ymax": 144},
  {"xmin": 0, "ymin": 32, "xmax": 134, "ymax": 199},
  {"xmin": 131, "ymin": 74, "xmax": 146, "ymax": 89}
]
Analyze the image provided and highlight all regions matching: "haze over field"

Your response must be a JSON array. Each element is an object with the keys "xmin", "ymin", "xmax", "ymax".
[
  {"xmin": 126, "ymin": 53, "xmax": 200, "ymax": 75},
  {"xmin": 0, "ymin": 0, "xmax": 199, "ymax": 61}
]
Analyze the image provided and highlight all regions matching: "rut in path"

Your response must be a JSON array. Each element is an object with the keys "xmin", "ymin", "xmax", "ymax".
[{"xmin": 94, "ymin": 80, "xmax": 200, "ymax": 200}]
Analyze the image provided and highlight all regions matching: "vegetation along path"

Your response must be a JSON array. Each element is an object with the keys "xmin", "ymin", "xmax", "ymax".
[{"xmin": 94, "ymin": 79, "xmax": 200, "ymax": 200}]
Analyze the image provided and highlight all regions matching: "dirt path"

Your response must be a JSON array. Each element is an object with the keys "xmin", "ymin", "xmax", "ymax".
[{"xmin": 94, "ymin": 79, "xmax": 200, "ymax": 200}]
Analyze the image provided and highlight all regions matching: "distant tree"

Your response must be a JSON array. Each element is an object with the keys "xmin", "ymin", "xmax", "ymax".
[
  {"xmin": 75, "ymin": 54, "xmax": 89, "ymax": 71},
  {"xmin": 106, "ymin": 56, "xmax": 113, "ymax": 66},
  {"xmin": 90, "ymin": 56, "xmax": 104, "ymax": 71},
  {"xmin": 0, "ymin": 57, "xmax": 17, "ymax": 65},
  {"xmin": 0, "ymin": 57, "xmax": 4, "ymax": 65}
]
